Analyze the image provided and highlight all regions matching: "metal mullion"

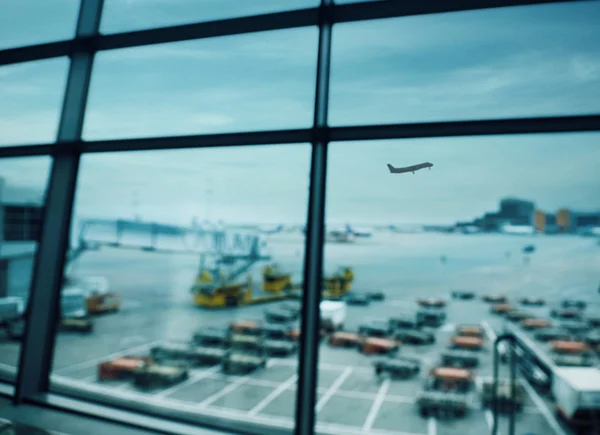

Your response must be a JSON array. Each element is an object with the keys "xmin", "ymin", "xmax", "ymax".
[
  {"xmin": 0, "ymin": 0, "xmax": 584, "ymax": 68},
  {"xmin": 1, "ymin": 113, "xmax": 600, "ymax": 160},
  {"xmin": 333, "ymin": 0, "xmax": 579, "ymax": 24},
  {"xmin": 14, "ymin": 0, "xmax": 103, "ymax": 403},
  {"xmin": 295, "ymin": 1, "xmax": 333, "ymax": 435},
  {"xmin": 328, "ymin": 115, "xmax": 600, "ymax": 142}
]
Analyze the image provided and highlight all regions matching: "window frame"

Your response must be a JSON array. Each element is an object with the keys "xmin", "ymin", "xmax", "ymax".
[{"xmin": 0, "ymin": 1, "xmax": 599, "ymax": 435}]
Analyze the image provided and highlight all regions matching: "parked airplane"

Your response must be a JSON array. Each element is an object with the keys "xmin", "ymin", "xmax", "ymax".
[
  {"xmin": 387, "ymin": 162, "xmax": 433, "ymax": 174},
  {"xmin": 345, "ymin": 224, "xmax": 373, "ymax": 238}
]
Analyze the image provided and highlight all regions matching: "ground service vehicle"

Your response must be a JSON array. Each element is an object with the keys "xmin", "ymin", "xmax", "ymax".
[
  {"xmin": 193, "ymin": 327, "xmax": 228, "ymax": 346},
  {"xmin": 481, "ymin": 379, "xmax": 525, "ymax": 412},
  {"xmin": 98, "ymin": 356, "xmax": 152, "ymax": 381},
  {"xmin": 534, "ymin": 328, "xmax": 571, "ymax": 342},
  {"xmin": 491, "ymin": 303, "xmax": 513, "ymax": 314},
  {"xmin": 561, "ymin": 300, "xmax": 587, "ymax": 310},
  {"xmin": 361, "ymin": 337, "xmax": 399, "ymax": 355},
  {"xmin": 151, "ymin": 342, "xmax": 225, "ymax": 366},
  {"xmin": 417, "ymin": 310, "xmax": 445, "ymax": 327},
  {"xmin": 587, "ymin": 315, "xmax": 600, "ymax": 327},
  {"xmin": 320, "ymin": 301, "xmax": 346, "ymax": 332},
  {"xmin": 366, "ymin": 291, "xmax": 385, "ymax": 301},
  {"xmin": 483, "ymin": 294, "xmax": 507, "ymax": 303},
  {"xmin": 262, "ymin": 264, "xmax": 293, "ymax": 292},
  {"xmin": 519, "ymin": 297, "xmax": 545, "ymax": 306},
  {"xmin": 345, "ymin": 292, "xmax": 370, "ymax": 306},
  {"xmin": 450, "ymin": 336, "xmax": 484, "ymax": 350},
  {"xmin": 133, "ymin": 363, "xmax": 189, "ymax": 388},
  {"xmin": 229, "ymin": 333, "xmax": 263, "ymax": 351},
  {"xmin": 264, "ymin": 308, "xmax": 296, "ymax": 324},
  {"xmin": 222, "ymin": 351, "xmax": 267, "ymax": 375},
  {"xmin": 358, "ymin": 321, "xmax": 392, "ymax": 338},
  {"xmin": 229, "ymin": 320, "xmax": 262, "ymax": 335},
  {"xmin": 79, "ymin": 276, "xmax": 120, "ymax": 314},
  {"xmin": 60, "ymin": 289, "xmax": 94, "ymax": 333},
  {"xmin": 441, "ymin": 350, "xmax": 480, "ymax": 368},
  {"xmin": 374, "ymin": 357, "xmax": 420, "ymax": 379},
  {"xmin": 263, "ymin": 340, "xmax": 297, "ymax": 357},
  {"xmin": 322, "ymin": 267, "xmax": 354, "ymax": 298},
  {"xmin": 560, "ymin": 321, "xmax": 589, "ymax": 334},
  {"xmin": 505, "ymin": 310, "xmax": 534, "ymax": 322},
  {"xmin": 451, "ymin": 291, "xmax": 475, "ymax": 300},
  {"xmin": 456, "ymin": 325, "xmax": 485, "ymax": 338},
  {"xmin": 262, "ymin": 324, "xmax": 291, "ymax": 340},
  {"xmin": 417, "ymin": 367, "xmax": 474, "ymax": 418},
  {"xmin": 521, "ymin": 318, "xmax": 551, "ymax": 330},
  {"xmin": 0, "ymin": 297, "xmax": 25, "ymax": 340},
  {"xmin": 328, "ymin": 332, "xmax": 363, "ymax": 348},
  {"xmin": 552, "ymin": 367, "xmax": 600, "ymax": 432},
  {"xmin": 394, "ymin": 328, "xmax": 435, "ymax": 345},
  {"xmin": 584, "ymin": 330, "xmax": 600, "ymax": 347},
  {"xmin": 550, "ymin": 340, "xmax": 593, "ymax": 367},
  {"xmin": 417, "ymin": 298, "xmax": 446, "ymax": 308},
  {"xmin": 389, "ymin": 316, "xmax": 421, "ymax": 330},
  {"xmin": 551, "ymin": 307, "xmax": 582, "ymax": 319}
]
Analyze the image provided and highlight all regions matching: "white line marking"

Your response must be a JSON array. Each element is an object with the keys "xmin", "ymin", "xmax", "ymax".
[
  {"xmin": 53, "ymin": 340, "xmax": 160, "ymax": 374},
  {"xmin": 363, "ymin": 379, "xmax": 390, "ymax": 431},
  {"xmin": 427, "ymin": 417, "xmax": 436, "ymax": 435},
  {"xmin": 197, "ymin": 374, "xmax": 252, "ymax": 408},
  {"xmin": 248, "ymin": 374, "xmax": 298, "ymax": 416},
  {"xmin": 484, "ymin": 410, "xmax": 495, "ymax": 433},
  {"xmin": 315, "ymin": 367, "xmax": 353, "ymax": 412},
  {"xmin": 520, "ymin": 377, "xmax": 566, "ymax": 435},
  {"xmin": 155, "ymin": 365, "xmax": 221, "ymax": 398}
]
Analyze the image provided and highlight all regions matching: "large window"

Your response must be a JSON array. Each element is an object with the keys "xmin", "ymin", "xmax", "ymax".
[
  {"xmin": 0, "ymin": 157, "xmax": 51, "ymax": 382},
  {"xmin": 1, "ymin": 1, "xmax": 599, "ymax": 435},
  {"xmin": 49, "ymin": 145, "xmax": 310, "ymax": 433},
  {"xmin": 330, "ymin": 2, "xmax": 600, "ymax": 126},
  {"xmin": 323, "ymin": 134, "xmax": 600, "ymax": 434}
]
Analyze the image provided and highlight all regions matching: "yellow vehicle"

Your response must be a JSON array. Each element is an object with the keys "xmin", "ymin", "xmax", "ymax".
[
  {"xmin": 192, "ymin": 269, "xmax": 253, "ymax": 308},
  {"xmin": 262, "ymin": 264, "xmax": 293, "ymax": 292},
  {"xmin": 322, "ymin": 267, "xmax": 354, "ymax": 299}
]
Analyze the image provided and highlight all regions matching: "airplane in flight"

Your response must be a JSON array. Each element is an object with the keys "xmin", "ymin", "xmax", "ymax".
[{"xmin": 387, "ymin": 162, "xmax": 433, "ymax": 174}]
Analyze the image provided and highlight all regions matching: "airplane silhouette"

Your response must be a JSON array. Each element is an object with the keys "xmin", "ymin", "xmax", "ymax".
[{"xmin": 387, "ymin": 162, "xmax": 433, "ymax": 174}]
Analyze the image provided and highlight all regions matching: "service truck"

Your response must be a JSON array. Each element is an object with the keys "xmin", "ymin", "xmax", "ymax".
[
  {"xmin": 320, "ymin": 301, "xmax": 346, "ymax": 332},
  {"xmin": 552, "ymin": 367, "xmax": 600, "ymax": 432}
]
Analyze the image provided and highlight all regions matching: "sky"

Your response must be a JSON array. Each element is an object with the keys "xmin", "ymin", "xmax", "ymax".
[{"xmin": 0, "ymin": 1, "xmax": 599, "ymax": 226}]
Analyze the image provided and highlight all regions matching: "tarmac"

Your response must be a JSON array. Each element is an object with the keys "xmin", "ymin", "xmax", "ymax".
[{"xmin": 1, "ymin": 235, "xmax": 596, "ymax": 435}]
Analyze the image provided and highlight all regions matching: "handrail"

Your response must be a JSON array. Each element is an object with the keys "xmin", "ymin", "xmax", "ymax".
[{"xmin": 492, "ymin": 333, "xmax": 517, "ymax": 435}]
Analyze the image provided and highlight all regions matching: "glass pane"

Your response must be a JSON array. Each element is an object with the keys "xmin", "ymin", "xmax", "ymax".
[
  {"xmin": 322, "ymin": 133, "xmax": 600, "ymax": 434},
  {"xmin": 0, "ymin": 157, "xmax": 51, "ymax": 383},
  {"xmin": 0, "ymin": 58, "xmax": 70, "ymax": 147},
  {"xmin": 330, "ymin": 2, "xmax": 600, "ymax": 126},
  {"xmin": 83, "ymin": 28, "xmax": 317, "ymax": 140},
  {"xmin": 51, "ymin": 145, "xmax": 310, "ymax": 434},
  {"xmin": 101, "ymin": 0, "xmax": 319, "ymax": 34},
  {"xmin": 0, "ymin": 0, "xmax": 79, "ymax": 50}
]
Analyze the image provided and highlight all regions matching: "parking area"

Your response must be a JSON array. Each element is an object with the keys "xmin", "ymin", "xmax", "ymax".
[{"xmin": 48, "ymin": 323, "xmax": 558, "ymax": 435}]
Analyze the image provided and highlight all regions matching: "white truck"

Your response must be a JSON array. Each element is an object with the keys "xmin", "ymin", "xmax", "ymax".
[
  {"xmin": 552, "ymin": 367, "xmax": 600, "ymax": 430},
  {"xmin": 320, "ymin": 301, "xmax": 346, "ymax": 332}
]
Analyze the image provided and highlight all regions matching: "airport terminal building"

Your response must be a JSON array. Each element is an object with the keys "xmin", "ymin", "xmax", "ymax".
[{"xmin": 0, "ymin": 177, "xmax": 43, "ymax": 301}]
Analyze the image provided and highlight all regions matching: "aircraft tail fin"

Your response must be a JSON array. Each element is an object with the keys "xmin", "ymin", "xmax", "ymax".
[{"xmin": 387, "ymin": 164, "xmax": 396, "ymax": 173}]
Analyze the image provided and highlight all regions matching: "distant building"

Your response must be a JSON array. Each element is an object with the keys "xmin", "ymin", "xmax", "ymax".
[
  {"xmin": 0, "ymin": 177, "xmax": 44, "ymax": 299},
  {"xmin": 534, "ymin": 210, "xmax": 559, "ymax": 234},
  {"xmin": 556, "ymin": 208, "xmax": 600, "ymax": 233},
  {"xmin": 497, "ymin": 197, "xmax": 535, "ymax": 226}
]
